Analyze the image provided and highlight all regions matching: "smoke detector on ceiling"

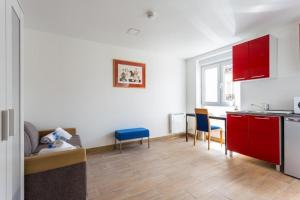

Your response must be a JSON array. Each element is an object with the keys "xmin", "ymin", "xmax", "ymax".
[
  {"xmin": 126, "ymin": 28, "xmax": 141, "ymax": 36},
  {"xmin": 146, "ymin": 10, "xmax": 156, "ymax": 20}
]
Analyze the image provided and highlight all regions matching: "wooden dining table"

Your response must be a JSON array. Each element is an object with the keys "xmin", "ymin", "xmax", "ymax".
[{"xmin": 185, "ymin": 113, "xmax": 227, "ymax": 155}]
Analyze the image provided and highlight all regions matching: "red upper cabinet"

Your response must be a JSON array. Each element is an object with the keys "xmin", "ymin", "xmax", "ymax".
[
  {"xmin": 232, "ymin": 43, "xmax": 249, "ymax": 81},
  {"xmin": 248, "ymin": 115, "xmax": 280, "ymax": 165},
  {"xmin": 232, "ymin": 34, "xmax": 277, "ymax": 82},
  {"xmin": 248, "ymin": 35, "xmax": 270, "ymax": 79},
  {"xmin": 227, "ymin": 114, "xmax": 250, "ymax": 156}
]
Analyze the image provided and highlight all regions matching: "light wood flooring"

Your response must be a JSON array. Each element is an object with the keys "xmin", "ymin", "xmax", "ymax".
[{"xmin": 87, "ymin": 136, "xmax": 300, "ymax": 200}]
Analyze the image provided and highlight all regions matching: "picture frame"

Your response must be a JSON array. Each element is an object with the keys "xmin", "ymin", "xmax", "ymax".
[{"xmin": 113, "ymin": 59, "xmax": 146, "ymax": 88}]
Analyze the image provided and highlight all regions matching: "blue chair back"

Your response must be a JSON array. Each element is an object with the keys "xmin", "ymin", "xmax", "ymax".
[{"xmin": 195, "ymin": 108, "xmax": 209, "ymax": 132}]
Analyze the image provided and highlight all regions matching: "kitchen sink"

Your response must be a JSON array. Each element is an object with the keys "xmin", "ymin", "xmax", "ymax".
[
  {"xmin": 264, "ymin": 110, "xmax": 293, "ymax": 114},
  {"xmin": 242, "ymin": 110, "xmax": 293, "ymax": 114},
  {"xmin": 241, "ymin": 110, "xmax": 265, "ymax": 113}
]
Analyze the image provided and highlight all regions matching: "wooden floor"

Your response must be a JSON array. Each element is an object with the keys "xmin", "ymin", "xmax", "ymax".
[{"xmin": 87, "ymin": 136, "xmax": 300, "ymax": 200}]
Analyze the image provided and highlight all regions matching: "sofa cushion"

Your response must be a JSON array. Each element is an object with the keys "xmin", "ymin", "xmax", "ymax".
[
  {"xmin": 34, "ymin": 135, "xmax": 82, "ymax": 153},
  {"xmin": 24, "ymin": 131, "xmax": 32, "ymax": 156},
  {"xmin": 24, "ymin": 121, "xmax": 39, "ymax": 153}
]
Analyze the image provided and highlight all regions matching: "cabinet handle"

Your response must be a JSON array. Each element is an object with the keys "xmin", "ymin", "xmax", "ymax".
[
  {"xmin": 231, "ymin": 115, "xmax": 243, "ymax": 118},
  {"xmin": 251, "ymin": 75, "xmax": 265, "ymax": 79},
  {"xmin": 286, "ymin": 117, "xmax": 300, "ymax": 122},
  {"xmin": 254, "ymin": 117, "xmax": 270, "ymax": 120},
  {"xmin": 1, "ymin": 110, "xmax": 9, "ymax": 141},
  {"xmin": 234, "ymin": 77, "xmax": 246, "ymax": 81},
  {"xmin": 9, "ymin": 109, "xmax": 14, "ymax": 137}
]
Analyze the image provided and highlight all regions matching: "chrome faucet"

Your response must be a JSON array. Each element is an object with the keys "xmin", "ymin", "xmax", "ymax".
[{"xmin": 251, "ymin": 103, "xmax": 270, "ymax": 111}]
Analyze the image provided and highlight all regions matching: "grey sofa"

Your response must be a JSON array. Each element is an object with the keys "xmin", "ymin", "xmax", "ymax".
[{"xmin": 24, "ymin": 121, "xmax": 87, "ymax": 200}]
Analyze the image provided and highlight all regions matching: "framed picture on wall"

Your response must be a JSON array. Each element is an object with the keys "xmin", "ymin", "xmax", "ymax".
[{"xmin": 113, "ymin": 59, "xmax": 146, "ymax": 88}]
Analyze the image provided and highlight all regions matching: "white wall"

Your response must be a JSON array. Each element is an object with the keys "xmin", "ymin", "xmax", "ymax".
[
  {"xmin": 24, "ymin": 29, "xmax": 186, "ymax": 148},
  {"xmin": 185, "ymin": 59, "xmax": 198, "ymax": 113},
  {"xmin": 186, "ymin": 21, "xmax": 300, "ymax": 112}
]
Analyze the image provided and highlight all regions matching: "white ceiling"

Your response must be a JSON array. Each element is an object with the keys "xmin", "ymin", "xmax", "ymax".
[{"xmin": 24, "ymin": 0, "xmax": 300, "ymax": 58}]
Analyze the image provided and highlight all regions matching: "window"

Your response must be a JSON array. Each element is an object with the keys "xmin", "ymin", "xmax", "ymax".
[
  {"xmin": 201, "ymin": 60, "xmax": 237, "ymax": 106},
  {"xmin": 202, "ymin": 63, "xmax": 220, "ymax": 104}
]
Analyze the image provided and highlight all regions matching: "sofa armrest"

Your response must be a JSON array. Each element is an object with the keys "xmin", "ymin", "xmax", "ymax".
[
  {"xmin": 25, "ymin": 148, "xmax": 86, "ymax": 175},
  {"xmin": 38, "ymin": 128, "xmax": 77, "ymax": 138}
]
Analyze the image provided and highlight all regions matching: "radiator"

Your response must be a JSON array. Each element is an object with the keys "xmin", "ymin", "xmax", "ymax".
[{"xmin": 169, "ymin": 113, "xmax": 186, "ymax": 134}]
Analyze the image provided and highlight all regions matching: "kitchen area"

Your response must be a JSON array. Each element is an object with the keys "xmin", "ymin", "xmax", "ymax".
[
  {"xmin": 226, "ymin": 34, "xmax": 300, "ymax": 179},
  {"xmin": 185, "ymin": 21, "xmax": 300, "ymax": 184}
]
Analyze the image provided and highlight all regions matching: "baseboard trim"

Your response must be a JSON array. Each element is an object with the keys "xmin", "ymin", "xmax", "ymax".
[{"xmin": 86, "ymin": 132, "xmax": 185, "ymax": 154}]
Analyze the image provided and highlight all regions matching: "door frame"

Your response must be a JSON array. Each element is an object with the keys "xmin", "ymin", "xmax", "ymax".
[{"xmin": 6, "ymin": 0, "xmax": 24, "ymax": 199}]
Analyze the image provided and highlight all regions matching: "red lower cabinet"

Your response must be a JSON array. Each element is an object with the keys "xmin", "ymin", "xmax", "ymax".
[
  {"xmin": 227, "ymin": 114, "xmax": 250, "ymax": 156},
  {"xmin": 227, "ymin": 114, "xmax": 280, "ymax": 165},
  {"xmin": 249, "ymin": 116, "xmax": 280, "ymax": 164}
]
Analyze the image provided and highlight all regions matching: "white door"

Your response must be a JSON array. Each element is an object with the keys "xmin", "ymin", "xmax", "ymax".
[
  {"xmin": 6, "ymin": 0, "xmax": 23, "ymax": 199},
  {"xmin": 0, "ymin": 0, "xmax": 8, "ymax": 199}
]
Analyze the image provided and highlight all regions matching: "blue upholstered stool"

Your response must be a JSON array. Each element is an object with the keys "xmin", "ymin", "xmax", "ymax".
[{"xmin": 115, "ymin": 128, "xmax": 150, "ymax": 153}]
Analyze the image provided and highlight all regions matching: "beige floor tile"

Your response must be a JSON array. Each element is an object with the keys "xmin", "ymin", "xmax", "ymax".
[{"xmin": 87, "ymin": 137, "xmax": 300, "ymax": 200}]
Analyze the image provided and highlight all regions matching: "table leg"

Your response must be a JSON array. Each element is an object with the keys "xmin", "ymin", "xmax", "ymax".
[
  {"xmin": 225, "ymin": 119, "xmax": 227, "ymax": 155},
  {"xmin": 186, "ymin": 116, "xmax": 188, "ymax": 142}
]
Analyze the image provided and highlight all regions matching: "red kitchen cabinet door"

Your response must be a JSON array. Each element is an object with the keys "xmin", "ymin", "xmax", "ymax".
[
  {"xmin": 249, "ymin": 115, "xmax": 280, "ymax": 164},
  {"xmin": 232, "ymin": 42, "xmax": 249, "ymax": 81},
  {"xmin": 227, "ymin": 114, "xmax": 250, "ymax": 156},
  {"xmin": 248, "ymin": 35, "xmax": 270, "ymax": 79}
]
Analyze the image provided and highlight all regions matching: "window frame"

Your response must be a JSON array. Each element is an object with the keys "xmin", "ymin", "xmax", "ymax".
[{"xmin": 201, "ymin": 59, "xmax": 233, "ymax": 107}]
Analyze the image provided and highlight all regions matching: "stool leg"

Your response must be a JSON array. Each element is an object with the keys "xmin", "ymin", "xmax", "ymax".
[
  {"xmin": 148, "ymin": 137, "xmax": 150, "ymax": 148},
  {"xmin": 119, "ymin": 141, "xmax": 122, "ymax": 153},
  {"xmin": 140, "ymin": 138, "xmax": 143, "ymax": 145},
  {"xmin": 114, "ymin": 138, "xmax": 117, "ymax": 149}
]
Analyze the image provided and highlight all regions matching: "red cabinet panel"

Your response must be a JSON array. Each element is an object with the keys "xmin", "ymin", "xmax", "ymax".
[
  {"xmin": 232, "ymin": 35, "xmax": 272, "ymax": 81},
  {"xmin": 248, "ymin": 35, "xmax": 270, "ymax": 79},
  {"xmin": 249, "ymin": 115, "xmax": 280, "ymax": 164},
  {"xmin": 227, "ymin": 114, "xmax": 250, "ymax": 156},
  {"xmin": 232, "ymin": 42, "xmax": 249, "ymax": 81},
  {"xmin": 227, "ymin": 114, "xmax": 280, "ymax": 165}
]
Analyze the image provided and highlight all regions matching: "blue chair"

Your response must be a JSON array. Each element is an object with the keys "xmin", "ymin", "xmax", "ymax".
[{"xmin": 194, "ymin": 108, "xmax": 223, "ymax": 150}]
